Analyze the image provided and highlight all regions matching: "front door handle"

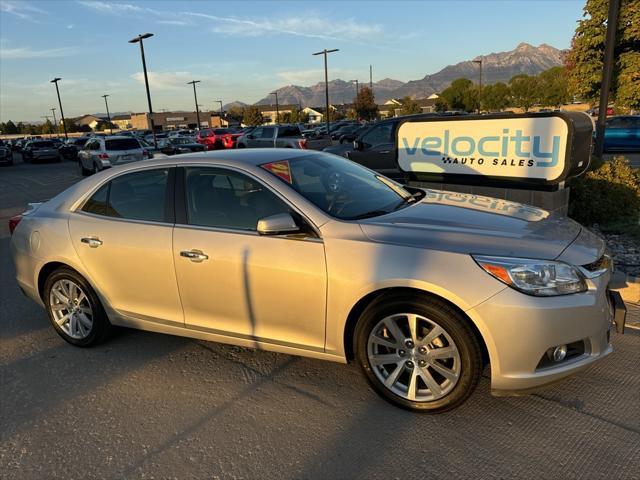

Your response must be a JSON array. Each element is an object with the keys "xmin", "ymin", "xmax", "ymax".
[
  {"xmin": 180, "ymin": 249, "xmax": 209, "ymax": 262},
  {"xmin": 81, "ymin": 237, "xmax": 102, "ymax": 248}
]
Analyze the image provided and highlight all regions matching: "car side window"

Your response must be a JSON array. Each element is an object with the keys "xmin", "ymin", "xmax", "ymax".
[
  {"xmin": 261, "ymin": 127, "xmax": 275, "ymax": 139},
  {"xmin": 185, "ymin": 167, "xmax": 291, "ymax": 231},
  {"xmin": 82, "ymin": 183, "xmax": 109, "ymax": 216},
  {"xmin": 82, "ymin": 169, "xmax": 170, "ymax": 222},
  {"xmin": 361, "ymin": 123, "xmax": 394, "ymax": 147},
  {"xmin": 251, "ymin": 127, "xmax": 262, "ymax": 138}
]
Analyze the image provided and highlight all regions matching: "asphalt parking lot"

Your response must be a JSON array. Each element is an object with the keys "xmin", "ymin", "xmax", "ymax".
[{"xmin": 1, "ymin": 155, "xmax": 639, "ymax": 479}]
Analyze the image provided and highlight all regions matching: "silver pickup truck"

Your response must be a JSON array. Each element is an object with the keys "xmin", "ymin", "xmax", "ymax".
[{"xmin": 237, "ymin": 124, "xmax": 332, "ymax": 150}]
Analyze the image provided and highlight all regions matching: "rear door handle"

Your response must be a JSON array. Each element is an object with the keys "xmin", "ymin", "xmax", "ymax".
[
  {"xmin": 180, "ymin": 249, "xmax": 209, "ymax": 262},
  {"xmin": 81, "ymin": 237, "xmax": 102, "ymax": 248}
]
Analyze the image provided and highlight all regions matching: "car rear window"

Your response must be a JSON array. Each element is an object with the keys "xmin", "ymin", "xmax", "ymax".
[
  {"xmin": 33, "ymin": 141, "xmax": 54, "ymax": 148},
  {"xmin": 105, "ymin": 138, "xmax": 141, "ymax": 151},
  {"xmin": 277, "ymin": 126, "xmax": 301, "ymax": 137}
]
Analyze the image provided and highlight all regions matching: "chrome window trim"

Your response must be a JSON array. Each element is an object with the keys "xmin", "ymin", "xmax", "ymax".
[{"xmin": 74, "ymin": 210, "xmax": 175, "ymax": 228}]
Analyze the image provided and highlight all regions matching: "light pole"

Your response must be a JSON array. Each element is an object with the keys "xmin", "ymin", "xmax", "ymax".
[
  {"xmin": 187, "ymin": 80, "xmax": 202, "ymax": 129},
  {"xmin": 473, "ymin": 57, "xmax": 483, "ymax": 114},
  {"xmin": 312, "ymin": 48, "xmax": 339, "ymax": 135},
  {"xmin": 50, "ymin": 108, "xmax": 58, "ymax": 137},
  {"xmin": 350, "ymin": 79, "xmax": 359, "ymax": 98},
  {"xmin": 129, "ymin": 32, "xmax": 156, "ymax": 147},
  {"xmin": 102, "ymin": 94, "xmax": 113, "ymax": 134},
  {"xmin": 594, "ymin": 0, "xmax": 621, "ymax": 159},
  {"xmin": 215, "ymin": 100, "xmax": 223, "ymax": 125},
  {"xmin": 50, "ymin": 78, "xmax": 68, "ymax": 140},
  {"xmin": 270, "ymin": 91, "xmax": 279, "ymax": 124}
]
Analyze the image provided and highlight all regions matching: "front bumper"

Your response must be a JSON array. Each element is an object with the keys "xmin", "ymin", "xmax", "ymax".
[{"xmin": 467, "ymin": 273, "xmax": 623, "ymax": 395}]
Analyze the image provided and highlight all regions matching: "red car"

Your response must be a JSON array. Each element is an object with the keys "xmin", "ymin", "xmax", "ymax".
[{"xmin": 196, "ymin": 128, "xmax": 243, "ymax": 150}]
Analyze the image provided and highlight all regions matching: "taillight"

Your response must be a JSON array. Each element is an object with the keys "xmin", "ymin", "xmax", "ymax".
[
  {"xmin": 298, "ymin": 139, "xmax": 308, "ymax": 149},
  {"xmin": 98, "ymin": 153, "xmax": 109, "ymax": 159},
  {"xmin": 9, "ymin": 215, "xmax": 22, "ymax": 235}
]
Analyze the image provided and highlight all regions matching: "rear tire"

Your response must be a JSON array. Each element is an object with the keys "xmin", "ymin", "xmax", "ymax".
[
  {"xmin": 44, "ymin": 267, "xmax": 112, "ymax": 347},
  {"xmin": 354, "ymin": 294, "xmax": 482, "ymax": 413}
]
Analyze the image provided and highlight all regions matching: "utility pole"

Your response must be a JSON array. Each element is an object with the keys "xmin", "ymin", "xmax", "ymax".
[
  {"xmin": 473, "ymin": 57, "xmax": 483, "ymax": 114},
  {"xmin": 50, "ymin": 108, "xmax": 58, "ymax": 136},
  {"xmin": 129, "ymin": 33, "xmax": 157, "ymax": 147},
  {"xmin": 594, "ymin": 0, "xmax": 621, "ymax": 159},
  {"xmin": 270, "ymin": 91, "xmax": 279, "ymax": 124},
  {"xmin": 102, "ymin": 94, "xmax": 113, "ymax": 134},
  {"xmin": 187, "ymin": 80, "xmax": 202, "ymax": 130},
  {"xmin": 312, "ymin": 48, "xmax": 339, "ymax": 135},
  {"xmin": 50, "ymin": 78, "xmax": 68, "ymax": 140}
]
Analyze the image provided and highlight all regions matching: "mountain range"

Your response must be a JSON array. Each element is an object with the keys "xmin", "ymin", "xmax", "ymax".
[{"xmin": 248, "ymin": 43, "xmax": 564, "ymax": 108}]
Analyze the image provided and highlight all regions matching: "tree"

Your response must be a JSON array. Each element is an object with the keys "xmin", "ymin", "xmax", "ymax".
[
  {"xmin": 538, "ymin": 66, "xmax": 569, "ymax": 107},
  {"xmin": 3, "ymin": 120, "xmax": 18, "ymax": 134},
  {"xmin": 242, "ymin": 106, "xmax": 263, "ymax": 126},
  {"xmin": 434, "ymin": 97, "xmax": 449, "ymax": 112},
  {"xmin": 41, "ymin": 119, "xmax": 55, "ymax": 134},
  {"xmin": 399, "ymin": 96, "xmax": 421, "ymax": 115},
  {"xmin": 481, "ymin": 82, "xmax": 511, "ymax": 111},
  {"xmin": 226, "ymin": 106, "xmax": 244, "ymax": 122},
  {"xmin": 565, "ymin": 0, "xmax": 639, "ymax": 110},
  {"xmin": 298, "ymin": 110, "xmax": 309, "ymax": 123},
  {"xmin": 509, "ymin": 74, "xmax": 540, "ymax": 111},
  {"xmin": 440, "ymin": 78, "xmax": 476, "ymax": 111},
  {"xmin": 353, "ymin": 86, "xmax": 378, "ymax": 120}
]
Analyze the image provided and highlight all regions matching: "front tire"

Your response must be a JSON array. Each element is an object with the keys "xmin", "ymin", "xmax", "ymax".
[
  {"xmin": 44, "ymin": 268, "xmax": 112, "ymax": 347},
  {"xmin": 354, "ymin": 295, "xmax": 482, "ymax": 413}
]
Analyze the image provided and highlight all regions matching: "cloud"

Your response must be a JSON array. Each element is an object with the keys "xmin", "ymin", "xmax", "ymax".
[
  {"xmin": 0, "ymin": 1, "xmax": 47, "ymax": 22},
  {"xmin": 76, "ymin": 2, "xmax": 384, "ymax": 43},
  {"xmin": 130, "ymin": 71, "xmax": 194, "ymax": 90},
  {"xmin": 67, "ymin": 24, "xmax": 75, "ymax": 29},
  {"xmin": 76, "ymin": 1, "xmax": 142, "ymax": 13},
  {"xmin": 0, "ymin": 46, "xmax": 80, "ymax": 59},
  {"xmin": 277, "ymin": 69, "xmax": 324, "ymax": 85}
]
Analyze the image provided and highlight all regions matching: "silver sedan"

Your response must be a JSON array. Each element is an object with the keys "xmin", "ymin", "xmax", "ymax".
[{"xmin": 10, "ymin": 149, "xmax": 620, "ymax": 412}]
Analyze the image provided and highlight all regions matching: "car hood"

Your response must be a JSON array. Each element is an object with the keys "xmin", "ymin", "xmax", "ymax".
[{"xmin": 359, "ymin": 190, "xmax": 588, "ymax": 260}]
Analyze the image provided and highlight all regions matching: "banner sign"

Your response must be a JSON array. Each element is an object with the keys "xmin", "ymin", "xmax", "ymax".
[{"xmin": 396, "ymin": 112, "xmax": 593, "ymax": 189}]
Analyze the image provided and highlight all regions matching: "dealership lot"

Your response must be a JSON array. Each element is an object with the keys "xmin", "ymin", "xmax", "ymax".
[{"xmin": 1, "ymin": 156, "xmax": 639, "ymax": 479}]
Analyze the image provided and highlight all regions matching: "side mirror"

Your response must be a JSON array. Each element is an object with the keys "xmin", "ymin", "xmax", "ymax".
[
  {"xmin": 257, "ymin": 213, "xmax": 300, "ymax": 235},
  {"xmin": 353, "ymin": 140, "xmax": 364, "ymax": 150}
]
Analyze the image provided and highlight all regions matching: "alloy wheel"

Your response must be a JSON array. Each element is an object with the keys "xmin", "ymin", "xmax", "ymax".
[
  {"xmin": 49, "ymin": 279, "xmax": 93, "ymax": 339},
  {"xmin": 367, "ymin": 313, "xmax": 461, "ymax": 402}
]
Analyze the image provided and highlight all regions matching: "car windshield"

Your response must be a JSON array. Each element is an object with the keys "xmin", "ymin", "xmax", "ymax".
[
  {"xmin": 105, "ymin": 138, "xmax": 141, "ymax": 151},
  {"xmin": 260, "ymin": 153, "xmax": 417, "ymax": 220}
]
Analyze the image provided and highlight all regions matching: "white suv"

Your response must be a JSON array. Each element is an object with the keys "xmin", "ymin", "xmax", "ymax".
[{"xmin": 78, "ymin": 136, "xmax": 148, "ymax": 175}]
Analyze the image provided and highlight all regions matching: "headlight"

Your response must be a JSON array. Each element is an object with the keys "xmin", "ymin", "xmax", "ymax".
[{"xmin": 473, "ymin": 255, "xmax": 587, "ymax": 296}]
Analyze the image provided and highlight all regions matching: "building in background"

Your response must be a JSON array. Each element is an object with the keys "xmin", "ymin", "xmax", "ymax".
[
  {"xmin": 111, "ymin": 114, "xmax": 132, "ymax": 130},
  {"xmin": 130, "ymin": 111, "xmax": 212, "ymax": 131}
]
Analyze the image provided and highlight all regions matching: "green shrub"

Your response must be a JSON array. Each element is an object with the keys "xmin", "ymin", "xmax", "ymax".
[{"xmin": 569, "ymin": 157, "xmax": 640, "ymax": 226}]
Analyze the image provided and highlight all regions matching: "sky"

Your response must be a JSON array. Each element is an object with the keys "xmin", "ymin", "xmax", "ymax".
[{"xmin": 0, "ymin": 0, "xmax": 586, "ymax": 122}]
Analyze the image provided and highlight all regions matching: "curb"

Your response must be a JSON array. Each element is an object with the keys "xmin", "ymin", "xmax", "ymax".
[{"xmin": 610, "ymin": 272, "xmax": 640, "ymax": 303}]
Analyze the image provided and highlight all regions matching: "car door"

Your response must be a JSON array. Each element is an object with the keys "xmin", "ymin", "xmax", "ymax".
[
  {"xmin": 245, "ymin": 127, "xmax": 262, "ymax": 147},
  {"xmin": 348, "ymin": 122, "xmax": 400, "ymax": 179},
  {"xmin": 258, "ymin": 126, "xmax": 276, "ymax": 148},
  {"xmin": 68, "ymin": 167, "xmax": 184, "ymax": 325},
  {"xmin": 172, "ymin": 166, "xmax": 327, "ymax": 351}
]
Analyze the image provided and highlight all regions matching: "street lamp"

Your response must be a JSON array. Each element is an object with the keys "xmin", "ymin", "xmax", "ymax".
[
  {"xmin": 270, "ymin": 91, "xmax": 279, "ymax": 124},
  {"xmin": 473, "ymin": 57, "xmax": 483, "ymax": 114},
  {"xmin": 350, "ymin": 79, "xmax": 359, "ymax": 98},
  {"xmin": 50, "ymin": 108, "xmax": 58, "ymax": 137},
  {"xmin": 129, "ymin": 32, "xmax": 156, "ymax": 147},
  {"xmin": 102, "ymin": 94, "xmax": 113, "ymax": 134},
  {"xmin": 312, "ymin": 48, "xmax": 339, "ymax": 135},
  {"xmin": 187, "ymin": 80, "xmax": 202, "ymax": 129},
  {"xmin": 50, "ymin": 78, "xmax": 68, "ymax": 140},
  {"xmin": 215, "ymin": 100, "xmax": 223, "ymax": 126}
]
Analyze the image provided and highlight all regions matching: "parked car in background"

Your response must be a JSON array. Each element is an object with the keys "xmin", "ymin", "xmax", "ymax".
[
  {"xmin": 59, "ymin": 137, "xmax": 91, "ymax": 160},
  {"xmin": 22, "ymin": 140, "xmax": 61, "ymax": 163},
  {"xmin": 330, "ymin": 123, "xmax": 360, "ymax": 140},
  {"xmin": 196, "ymin": 128, "xmax": 243, "ymax": 150},
  {"xmin": 337, "ymin": 125, "xmax": 369, "ymax": 143},
  {"xmin": 9, "ymin": 149, "xmax": 623, "ymax": 412},
  {"xmin": 0, "ymin": 139, "xmax": 14, "ymax": 166},
  {"xmin": 603, "ymin": 115, "xmax": 640, "ymax": 152},
  {"xmin": 236, "ymin": 124, "xmax": 332, "ymax": 150},
  {"xmin": 78, "ymin": 136, "xmax": 148, "ymax": 175},
  {"xmin": 159, "ymin": 137, "xmax": 205, "ymax": 155}
]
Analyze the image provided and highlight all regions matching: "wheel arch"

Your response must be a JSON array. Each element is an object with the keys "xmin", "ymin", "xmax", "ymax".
[{"xmin": 342, "ymin": 287, "xmax": 489, "ymax": 366}]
